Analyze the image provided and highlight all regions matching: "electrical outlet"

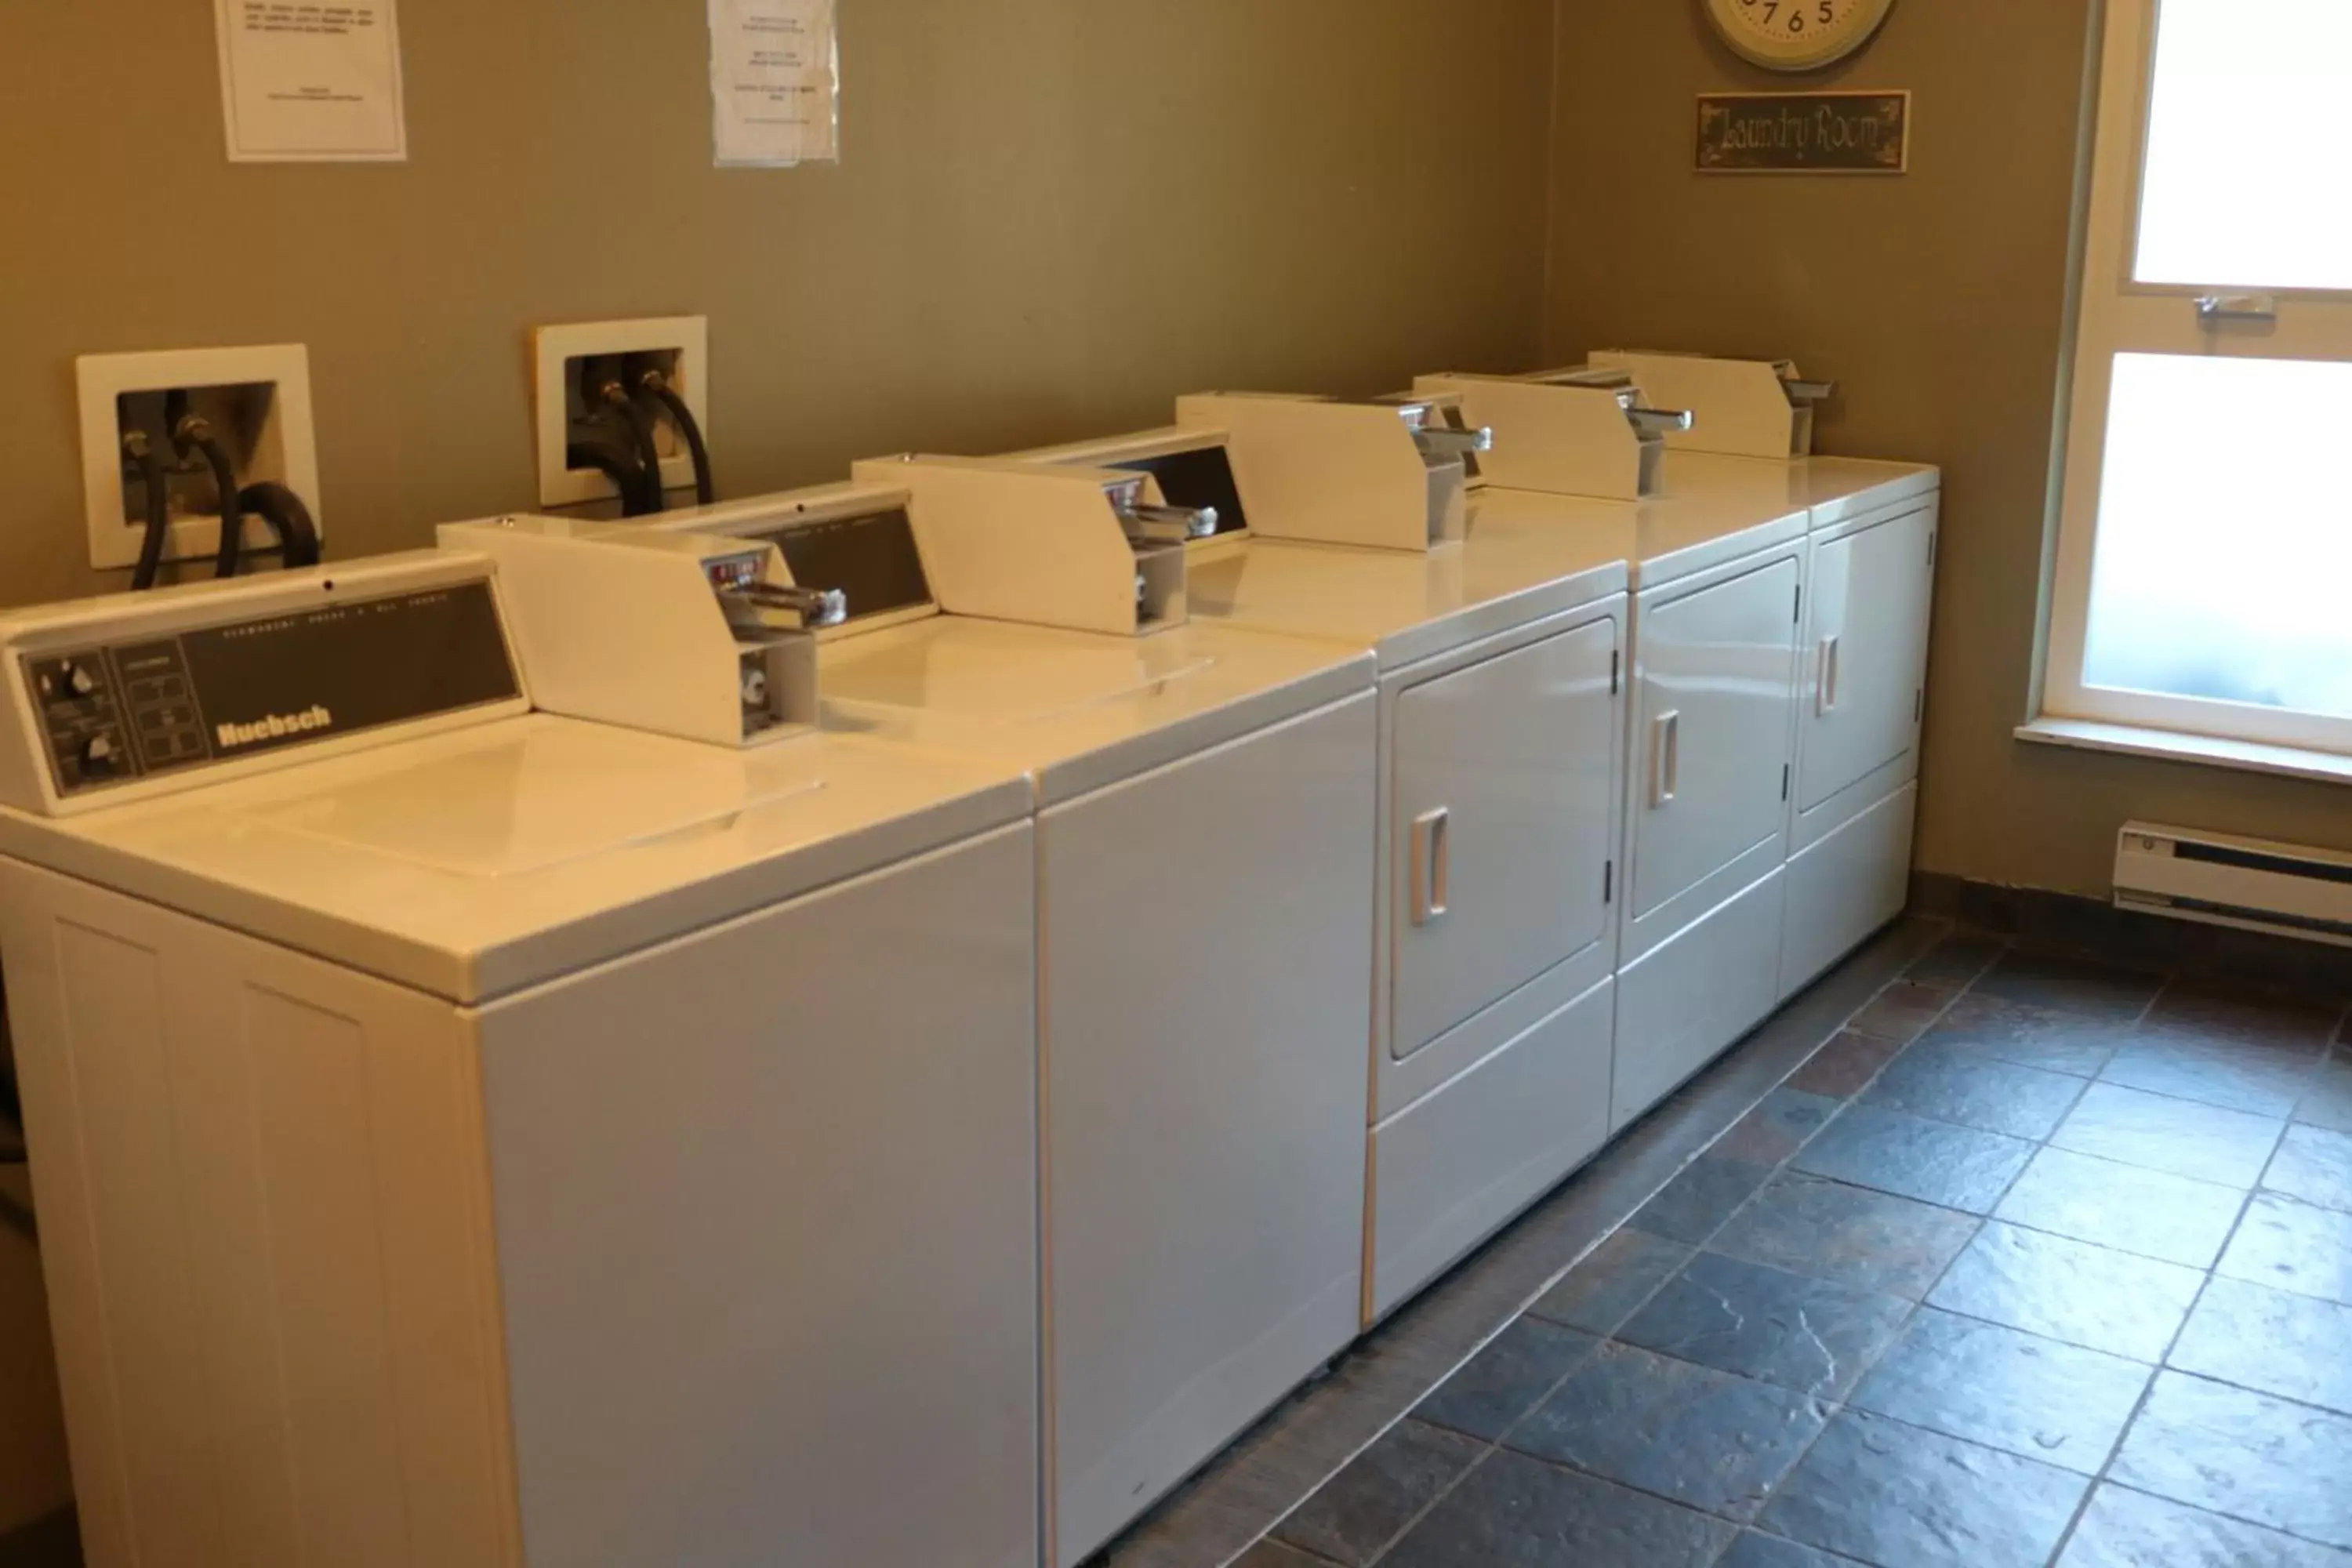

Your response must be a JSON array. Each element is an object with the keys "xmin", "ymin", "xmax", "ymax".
[
  {"xmin": 75, "ymin": 345, "xmax": 320, "ymax": 572},
  {"xmin": 532, "ymin": 317, "xmax": 710, "ymax": 508}
]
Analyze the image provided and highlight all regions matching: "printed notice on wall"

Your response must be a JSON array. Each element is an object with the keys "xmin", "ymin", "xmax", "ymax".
[
  {"xmin": 212, "ymin": 0, "xmax": 408, "ymax": 162},
  {"xmin": 708, "ymin": 0, "xmax": 840, "ymax": 167}
]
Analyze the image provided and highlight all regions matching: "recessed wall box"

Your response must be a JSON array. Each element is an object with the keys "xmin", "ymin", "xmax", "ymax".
[
  {"xmin": 1586, "ymin": 350, "xmax": 1835, "ymax": 458},
  {"xmin": 532, "ymin": 317, "xmax": 710, "ymax": 508},
  {"xmin": 75, "ymin": 345, "xmax": 321, "ymax": 572}
]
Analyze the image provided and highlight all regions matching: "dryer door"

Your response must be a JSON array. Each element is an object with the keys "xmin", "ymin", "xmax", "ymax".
[
  {"xmin": 1798, "ymin": 504, "xmax": 1936, "ymax": 815},
  {"xmin": 1630, "ymin": 555, "xmax": 1802, "ymax": 923},
  {"xmin": 1390, "ymin": 616, "xmax": 1619, "ymax": 1062}
]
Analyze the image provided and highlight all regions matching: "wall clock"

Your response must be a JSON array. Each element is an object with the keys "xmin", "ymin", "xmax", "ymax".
[{"xmin": 1703, "ymin": 0, "xmax": 1897, "ymax": 72}]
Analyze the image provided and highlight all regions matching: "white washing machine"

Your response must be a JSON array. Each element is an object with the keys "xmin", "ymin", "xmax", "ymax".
[
  {"xmin": 454, "ymin": 468, "xmax": 1380, "ymax": 1568},
  {"xmin": 0, "ymin": 550, "xmax": 1044, "ymax": 1568},
  {"xmin": 1018, "ymin": 407, "xmax": 1631, "ymax": 1323}
]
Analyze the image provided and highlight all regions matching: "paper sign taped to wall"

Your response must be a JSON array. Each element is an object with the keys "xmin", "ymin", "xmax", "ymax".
[
  {"xmin": 212, "ymin": 0, "xmax": 408, "ymax": 162},
  {"xmin": 709, "ymin": 0, "xmax": 840, "ymax": 166}
]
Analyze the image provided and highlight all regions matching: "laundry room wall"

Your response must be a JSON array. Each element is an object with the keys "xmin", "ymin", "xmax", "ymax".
[
  {"xmin": 0, "ymin": 0, "xmax": 1557, "ymax": 609},
  {"xmin": 1542, "ymin": 0, "xmax": 2352, "ymax": 898},
  {"xmin": 2, "ymin": 0, "xmax": 1543, "ymax": 1533}
]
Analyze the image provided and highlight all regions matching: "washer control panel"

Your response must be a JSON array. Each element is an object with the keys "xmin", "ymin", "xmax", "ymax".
[
  {"xmin": 764, "ymin": 505, "xmax": 931, "ymax": 626},
  {"xmin": 18, "ymin": 581, "xmax": 522, "ymax": 801},
  {"xmin": 27, "ymin": 653, "xmax": 144, "ymax": 793}
]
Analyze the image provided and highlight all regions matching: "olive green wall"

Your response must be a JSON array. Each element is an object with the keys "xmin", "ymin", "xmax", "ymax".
[
  {"xmin": 12, "ymin": 0, "xmax": 2329, "ymax": 901},
  {"xmin": 0, "ymin": 0, "xmax": 1557, "ymax": 608},
  {"xmin": 1544, "ymin": 0, "xmax": 2352, "ymax": 897},
  {"xmin": 0, "ymin": 0, "xmax": 1559, "ymax": 1531}
]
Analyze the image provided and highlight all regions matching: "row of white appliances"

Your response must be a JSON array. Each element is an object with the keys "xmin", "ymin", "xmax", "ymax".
[
  {"xmin": 445, "ymin": 468, "xmax": 1381, "ymax": 1568},
  {"xmin": 0, "ymin": 463, "xmax": 1376, "ymax": 1568},
  {"xmin": 0, "ymin": 354, "xmax": 1933, "ymax": 1568},
  {"xmin": 1010, "ymin": 360, "xmax": 1939, "ymax": 1335}
]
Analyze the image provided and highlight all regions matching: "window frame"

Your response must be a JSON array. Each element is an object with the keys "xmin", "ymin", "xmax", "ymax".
[{"xmin": 2042, "ymin": 0, "xmax": 2352, "ymax": 757}]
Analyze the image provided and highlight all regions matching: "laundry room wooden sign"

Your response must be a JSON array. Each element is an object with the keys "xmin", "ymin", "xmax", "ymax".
[{"xmin": 1696, "ymin": 90, "xmax": 1909, "ymax": 173}]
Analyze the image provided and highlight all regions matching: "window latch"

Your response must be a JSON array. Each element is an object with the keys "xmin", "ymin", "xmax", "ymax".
[{"xmin": 2195, "ymin": 293, "xmax": 2278, "ymax": 327}]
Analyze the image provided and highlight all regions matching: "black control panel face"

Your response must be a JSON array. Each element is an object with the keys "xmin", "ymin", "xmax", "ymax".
[
  {"xmin": 768, "ymin": 507, "xmax": 932, "ymax": 624},
  {"xmin": 1112, "ymin": 445, "xmax": 1250, "ymax": 538},
  {"xmin": 24, "ymin": 581, "xmax": 522, "ymax": 799}
]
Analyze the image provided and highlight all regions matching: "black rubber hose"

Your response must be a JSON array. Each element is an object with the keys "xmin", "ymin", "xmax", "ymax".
[
  {"xmin": 125, "ymin": 431, "xmax": 171, "ymax": 590},
  {"xmin": 599, "ymin": 383, "xmax": 666, "ymax": 514},
  {"xmin": 2, "ymin": 971, "xmax": 24, "ymax": 1171},
  {"xmin": 568, "ymin": 434, "xmax": 655, "ymax": 517},
  {"xmin": 237, "ymin": 483, "xmax": 323, "ymax": 569},
  {"xmin": 593, "ymin": 408, "xmax": 664, "ymax": 515},
  {"xmin": 641, "ymin": 376, "xmax": 715, "ymax": 506},
  {"xmin": 172, "ymin": 417, "xmax": 245, "ymax": 579}
]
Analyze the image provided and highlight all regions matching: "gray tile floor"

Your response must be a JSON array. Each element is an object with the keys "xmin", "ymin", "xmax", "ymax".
[
  {"xmin": 1235, "ymin": 934, "xmax": 2352, "ymax": 1568},
  {"xmin": 13, "ymin": 924, "xmax": 2350, "ymax": 1568}
]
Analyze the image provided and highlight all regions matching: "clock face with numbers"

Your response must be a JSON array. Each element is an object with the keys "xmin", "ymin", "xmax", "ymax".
[{"xmin": 1704, "ymin": 0, "xmax": 1897, "ymax": 71}]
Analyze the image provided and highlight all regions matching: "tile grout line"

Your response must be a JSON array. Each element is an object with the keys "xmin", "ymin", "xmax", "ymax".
[
  {"xmin": 1762, "ymin": 961, "xmax": 2258, "ymax": 1341},
  {"xmin": 1838, "ymin": 953, "xmax": 2130, "ymax": 1568},
  {"xmin": 1466, "ymin": 938, "xmax": 2342, "ymax": 1563},
  {"xmin": 1356, "ymin": 958, "xmax": 1964, "ymax": 1566},
  {"xmin": 1234, "ymin": 1110, "xmax": 1780, "ymax": 1568},
  {"xmin": 1240, "ymin": 933, "xmax": 2352, "ymax": 1568},
  {"xmin": 1196, "ymin": 922, "xmax": 1960, "ymax": 1565},
  {"xmin": 1840, "ymin": 960, "xmax": 2342, "ymax": 1263},
  {"xmin": 1346, "ymin": 1439, "xmax": 1497, "ymax": 1568},
  {"xmin": 1262, "ymin": 1089, "xmax": 1855, "ymax": 1560},
  {"xmin": 1681, "ymin": 949, "xmax": 2060, "ymax": 1553},
  {"xmin": 1355, "ymin": 1179, "xmax": 1768, "ymax": 1566},
  {"xmin": 1341, "ymin": 936, "xmax": 1989, "ymax": 1540},
  {"xmin": 1536, "ymin": 963, "xmax": 1991, "ymax": 1558},
  {"xmin": 2035, "ymin": 1160, "xmax": 2224, "ymax": 1568},
  {"xmin": 2036, "ymin": 964, "xmax": 2352, "ymax": 1566},
  {"xmin": 1700, "ymin": 963, "xmax": 1998, "ymax": 1551},
  {"xmin": 1602, "ymin": 951, "xmax": 2328, "ymax": 1564},
  {"xmin": 1261, "ymin": 930, "xmax": 2196, "ymax": 1568},
  {"xmin": 1791, "ymin": 956, "xmax": 2166, "ymax": 1554},
  {"xmin": 1290, "ymin": 1167, "xmax": 1726, "ymax": 1567},
  {"xmin": 1895, "ymin": 956, "xmax": 2144, "ymax": 1352}
]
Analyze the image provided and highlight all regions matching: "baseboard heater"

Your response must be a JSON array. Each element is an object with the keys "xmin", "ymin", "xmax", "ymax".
[{"xmin": 2114, "ymin": 822, "xmax": 2352, "ymax": 948}]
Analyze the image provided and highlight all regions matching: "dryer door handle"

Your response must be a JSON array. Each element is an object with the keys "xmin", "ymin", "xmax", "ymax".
[
  {"xmin": 1651, "ymin": 710, "xmax": 1682, "ymax": 807},
  {"xmin": 1818, "ymin": 635, "xmax": 1842, "ymax": 715},
  {"xmin": 1410, "ymin": 807, "xmax": 1451, "ymax": 927}
]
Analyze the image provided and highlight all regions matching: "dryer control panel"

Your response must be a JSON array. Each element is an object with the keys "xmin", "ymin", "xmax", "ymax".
[{"xmin": 17, "ymin": 581, "xmax": 522, "ymax": 801}]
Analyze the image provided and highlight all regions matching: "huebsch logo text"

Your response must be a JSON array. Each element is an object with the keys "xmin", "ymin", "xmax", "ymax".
[{"xmin": 216, "ymin": 706, "xmax": 334, "ymax": 750}]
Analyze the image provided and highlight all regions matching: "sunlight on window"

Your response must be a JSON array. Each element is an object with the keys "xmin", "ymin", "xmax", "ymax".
[
  {"xmin": 2135, "ymin": 0, "xmax": 2352, "ymax": 289},
  {"xmin": 2084, "ymin": 354, "xmax": 2352, "ymax": 720}
]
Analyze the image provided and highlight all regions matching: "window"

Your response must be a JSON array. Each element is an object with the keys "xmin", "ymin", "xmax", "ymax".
[{"xmin": 2042, "ymin": 0, "xmax": 2352, "ymax": 758}]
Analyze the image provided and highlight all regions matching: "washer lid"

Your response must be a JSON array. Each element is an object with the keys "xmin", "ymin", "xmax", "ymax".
[
  {"xmin": 0, "ymin": 714, "xmax": 1030, "ymax": 1004},
  {"xmin": 1186, "ymin": 507, "xmax": 1628, "ymax": 673},
  {"xmin": 817, "ymin": 617, "xmax": 1373, "ymax": 806},
  {"xmin": 217, "ymin": 720, "xmax": 831, "ymax": 879}
]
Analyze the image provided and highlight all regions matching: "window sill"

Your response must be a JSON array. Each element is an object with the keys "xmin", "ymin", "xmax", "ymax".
[{"xmin": 2016, "ymin": 717, "xmax": 2352, "ymax": 787}]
